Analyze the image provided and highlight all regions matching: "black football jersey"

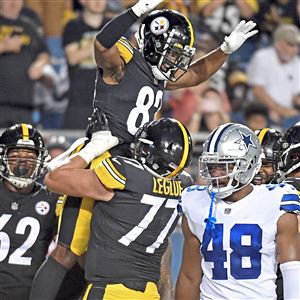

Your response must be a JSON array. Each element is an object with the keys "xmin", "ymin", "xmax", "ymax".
[
  {"xmin": 93, "ymin": 37, "xmax": 165, "ymax": 143},
  {"xmin": 85, "ymin": 156, "xmax": 184, "ymax": 285},
  {"xmin": 0, "ymin": 182, "xmax": 57, "ymax": 299}
]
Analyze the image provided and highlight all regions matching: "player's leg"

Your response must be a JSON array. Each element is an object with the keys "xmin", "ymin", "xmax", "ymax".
[{"xmin": 30, "ymin": 195, "xmax": 94, "ymax": 300}]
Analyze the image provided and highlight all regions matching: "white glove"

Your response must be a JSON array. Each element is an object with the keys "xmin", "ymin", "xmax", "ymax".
[
  {"xmin": 47, "ymin": 137, "xmax": 88, "ymax": 172},
  {"xmin": 77, "ymin": 131, "xmax": 119, "ymax": 164},
  {"xmin": 131, "ymin": 0, "xmax": 164, "ymax": 18},
  {"xmin": 220, "ymin": 20, "xmax": 258, "ymax": 54}
]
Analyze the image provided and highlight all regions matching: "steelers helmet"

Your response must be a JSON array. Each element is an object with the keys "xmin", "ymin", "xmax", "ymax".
[
  {"xmin": 131, "ymin": 118, "xmax": 193, "ymax": 178},
  {"xmin": 278, "ymin": 121, "xmax": 300, "ymax": 177},
  {"xmin": 253, "ymin": 128, "xmax": 282, "ymax": 184},
  {"xmin": 0, "ymin": 123, "xmax": 49, "ymax": 188},
  {"xmin": 199, "ymin": 123, "xmax": 261, "ymax": 198},
  {"xmin": 136, "ymin": 9, "xmax": 196, "ymax": 81}
]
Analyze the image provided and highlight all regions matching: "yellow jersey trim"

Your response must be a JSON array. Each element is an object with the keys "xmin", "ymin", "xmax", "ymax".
[
  {"xmin": 95, "ymin": 158, "xmax": 126, "ymax": 190},
  {"xmin": 116, "ymin": 37, "xmax": 134, "ymax": 64}
]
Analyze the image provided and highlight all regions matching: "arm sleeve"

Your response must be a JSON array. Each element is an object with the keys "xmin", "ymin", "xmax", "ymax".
[
  {"xmin": 280, "ymin": 261, "xmax": 300, "ymax": 300},
  {"xmin": 96, "ymin": 9, "xmax": 138, "ymax": 49}
]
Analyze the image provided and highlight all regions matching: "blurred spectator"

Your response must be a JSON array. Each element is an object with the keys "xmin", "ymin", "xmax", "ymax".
[
  {"xmin": 257, "ymin": 0, "xmax": 300, "ymax": 46},
  {"xmin": 46, "ymin": 135, "xmax": 71, "ymax": 159},
  {"xmin": 243, "ymin": 101, "xmax": 270, "ymax": 131},
  {"xmin": 20, "ymin": 4, "xmax": 44, "ymax": 36},
  {"xmin": 189, "ymin": 87, "xmax": 231, "ymax": 134},
  {"xmin": 166, "ymin": 82, "xmax": 208, "ymax": 127},
  {"xmin": 247, "ymin": 24, "xmax": 300, "ymax": 126},
  {"xmin": 227, "ymin": 69, "xmax": 249, "ymax": 112},
  {"xmin": 33, "ymin": 64, "xmax": 69, "ymax": 129},
  {"xmin": 0, "ymin": 0, "xmax": 49, "ymax": 128},
  {"xmin": 25, "ymin": 0, "xmax": 73, "ymax": 38},
  {"xmin": 191, "ymin": 0, "xmax": 259, "ymax": 66},
  {"xmin": 62, "ymin": 0, "xmax": 109, "ymax": 129}
]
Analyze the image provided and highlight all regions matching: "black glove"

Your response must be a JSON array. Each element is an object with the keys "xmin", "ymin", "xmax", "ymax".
[{"xmin": 86, "ymin": 108, "xmax": 110, "ymax": 139}]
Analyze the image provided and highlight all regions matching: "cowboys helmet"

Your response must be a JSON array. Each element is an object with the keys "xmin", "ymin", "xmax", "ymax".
[
  {"xmin": 136, "ymin": 9, "xmax": 196, "ymax": 81},
  {"xmin": 253, "ymin": 128, "xmax": 282, "ymax": 184},
  {"xmin": 131, "ymin": 118, "xmax": 193, "ymax": 178},
  {"xmin": 0, "ymin": 123, "xmax": 49, "ymax": 188},
  {"xmin": 199, "ymin": 123, "xmax": 261, "ymax": 198},
  {"xmin": 278, "ymin": 121, "xmax": 300, "ymax": 177}
]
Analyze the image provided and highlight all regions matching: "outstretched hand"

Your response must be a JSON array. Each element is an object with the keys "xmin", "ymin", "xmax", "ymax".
[
  {"xmin": 86, "ymin": 107, "xmax": 110, "ymax": 139},
  {"xmin": 221, "ymin": 20, "xmax": 258, "ymax": 54}
]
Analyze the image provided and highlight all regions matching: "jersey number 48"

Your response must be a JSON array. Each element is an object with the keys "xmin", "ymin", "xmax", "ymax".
[{"xmin": 201, "ymin": 223, "xmax": 262, "ymax": 280}]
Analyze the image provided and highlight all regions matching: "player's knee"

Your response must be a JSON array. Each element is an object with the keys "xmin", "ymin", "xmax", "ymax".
[{"xmin": 50, "ymin": 243, "xmax": 79, "ymax": 269}]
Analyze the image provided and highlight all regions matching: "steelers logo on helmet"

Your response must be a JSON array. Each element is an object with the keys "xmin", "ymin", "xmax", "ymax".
[{"xmin": 150, "ymin": 16, "xmax": 170, "ymax": 35}]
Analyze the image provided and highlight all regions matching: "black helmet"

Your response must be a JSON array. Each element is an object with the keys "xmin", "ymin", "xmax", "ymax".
[
  {"xmin": 256, "ymin": 128, "xmax": 282, "ymax": 163},
  {"xmin": 278, "ymin": 121, "xmax": 300, "ymax": 176},
  {"xmin": 253, "ymin": 128, "xmax": 282, "ymax": 184},
  {"xmin": 136, "ymin": 9, "xmax": 195, "ymax": 81},
  {"xmin": 0, "ymin": 123, "xmax": 48, "ymax": 188},
  {"xmin": 131, "ymin": 118, "xmax": 193, "ymax": 178}
]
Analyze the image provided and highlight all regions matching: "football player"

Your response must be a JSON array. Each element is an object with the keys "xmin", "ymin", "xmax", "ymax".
[
  {"xmin": 0, "ymin": 124, "xmax": 57, "ymax": 300},
  {"xmin": 253, "ymin": 128, "xmax": 282, "ymax": 185},
  {"xmin": 43, "ymin": 116, "xmax": 193, "ymax": 299},
  {"xmin": 277, "ymin": 121, "xmax": 300, "ymax": 190},
  {"xmin": 31, "ymin": 0, "xmax": 258, "ymax": 297},
  {"xmin": 175, "ymin": 123, "xmax": 300, "ymax": 300}
]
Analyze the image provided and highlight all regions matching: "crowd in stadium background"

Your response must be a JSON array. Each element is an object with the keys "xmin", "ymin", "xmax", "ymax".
[
  {"xmin": 1, "ymin": 0, "xmax": 299, "ymax": 134},
  {"xmin": 0, "ymin": 0, "xmax": 300, "ymax": 299}
]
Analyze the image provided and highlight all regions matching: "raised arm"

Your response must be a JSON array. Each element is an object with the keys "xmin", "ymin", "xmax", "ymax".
[
  {"xmin": 45, "ymin": 108, "xmax": 118, "ymax": 200},
  {"xmin": 45, "ymin": 155, "xmax": 113, "ymax": 201},
  {"xmin": 94, "ymin": 0, "xmax": 163, "ymax": 83},
  {"xmin": 175, "ymin": 216, "xmax": 202, "ymax": 300},
  {"xmin": 167, "ymin": 20, "xmax": 258, "ymax": 90}
]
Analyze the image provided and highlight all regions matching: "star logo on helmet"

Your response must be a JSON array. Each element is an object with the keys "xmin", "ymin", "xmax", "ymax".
[{"xmin": 235, "ymin": 131, "xmax": 256, "ymax": 152}]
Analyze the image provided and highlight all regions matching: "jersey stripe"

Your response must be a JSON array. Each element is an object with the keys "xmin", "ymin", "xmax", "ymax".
[
  {"xmin": 21, "ymin": 123, "xmax": 29, "ymax": 140},
  {"xmin": 281, "ymin": 194, "xmax": 299, "ymax": 201},
  {"xmin": 116, "ymin": 38, "xmax": 134, "ymax": 64},
  {"xmin": 208, "ymin": 123, "xmax": 234, "ymax": 152},
  {"xmin": 95, "ymin": 158, "xmax": 126, "ymax": 190},
  {"xmin": 280, "ymin": 203, "xmax": 300, "ymax": 212}
]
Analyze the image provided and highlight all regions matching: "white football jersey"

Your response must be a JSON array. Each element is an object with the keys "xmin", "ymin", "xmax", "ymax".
[{"xmin": 181, "ymin": 183, "xmax": 300, "ymax": 300}]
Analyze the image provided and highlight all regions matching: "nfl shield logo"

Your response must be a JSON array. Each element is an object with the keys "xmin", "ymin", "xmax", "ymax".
[
  {"xmin": 11, "ymin": 202, "xmax": 18, "ymax": 210},
  {"xmin": 224, "ymin": 208, "xmax": 231, "ymax": 215}
]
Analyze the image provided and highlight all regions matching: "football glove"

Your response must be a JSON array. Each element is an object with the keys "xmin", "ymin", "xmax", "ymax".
[
  {"xmin": 131, "ymin": 0, "xmax": 164, "ymax": 18},
  {"xmin": 78, "ymin": 108, "xmax": 119, "ymax": 164},
  {"xmin": 221, "ymin": 20, "xmax": 258, "ymax": 54},
  {"xmin": 86, "ymin": 107, "xmax": 110, "ymax": 139}
]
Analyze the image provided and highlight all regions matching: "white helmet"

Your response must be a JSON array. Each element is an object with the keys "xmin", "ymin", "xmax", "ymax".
[{"xmin": 199, "ymin": 123, "xmax": 262, "ymax": 198}]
